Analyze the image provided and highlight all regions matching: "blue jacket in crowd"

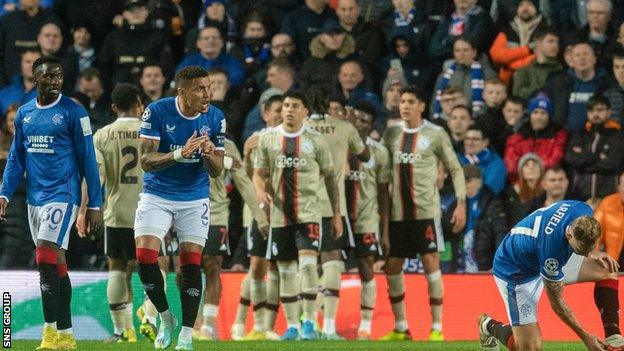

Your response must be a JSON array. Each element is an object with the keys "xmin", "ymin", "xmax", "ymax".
[
  {"xmin": 176, "ymin": 52, "xmax": 244, "ymax": 88},
  {"xmin": 0, "ymin": 75, "xmax": 37, "ymax": 115}
]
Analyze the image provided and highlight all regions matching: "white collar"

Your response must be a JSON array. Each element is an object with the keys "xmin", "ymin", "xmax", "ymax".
[
  {"xmin": 175, "ymin": 96, "xmax": 201, "ymax": 120},
  {"xmin": 36, "ymin": 94, "xmax": 62, "ymax": 109},
  {"xmin": 278, "ymin": 124, "xmax": 305, "ymax": 138},
  {"xmin": 401, "ymin": 119, "xmax": 427, "ymax": 134}
]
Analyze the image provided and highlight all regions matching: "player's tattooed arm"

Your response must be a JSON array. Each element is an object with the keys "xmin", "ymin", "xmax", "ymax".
[
  {"xmin": 544, "ymin": 279, "xmax": 595, "ymax": 345},
  {"xmin": 203, "ymin": 149, "xmax": 225, "ymax": 177},
  {"xmin": 139, "ymin": 138, "xmax": 176, "ymax": 172},
  {"xmin": 321, "ymin": 168, "xmax": 341, "ymax": 216}
]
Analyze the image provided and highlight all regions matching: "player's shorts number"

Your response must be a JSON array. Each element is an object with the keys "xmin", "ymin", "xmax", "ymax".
[
  {"xmin": 42, "ymin": 207, "xmax": 63, "ymax": 230},
  {"xmin": 120, "ymin": 146, "xmax": 139, "ymax": 184},
  {"xmin": 307, "ymin": 223, "xmax": 320, "ymax": 240},
  {"xmin": 201, "ymin": 203, "xmax": 209, "ymax": 226}
]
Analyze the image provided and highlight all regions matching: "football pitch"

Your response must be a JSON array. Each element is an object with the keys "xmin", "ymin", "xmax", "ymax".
[{"xmin": 8, "ymin": 340, "xmax": 589, "ymax": 350}]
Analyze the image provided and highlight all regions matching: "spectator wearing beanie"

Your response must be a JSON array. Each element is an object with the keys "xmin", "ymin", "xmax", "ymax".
[
  {"xmin": 503, "ymin": 152, "xmax": 545, "ymax": 230},
  {"xmin": 381, "ymin": 73, "xmax": 407, "ymax": 128},
  {"xmin": 504, "ymin": 95, "xmax": 568, "ymax": 183},
  {"xmin": 564, "ymin": 95, "xmax": 624, "ymax": 200},
  {"xmin": 595, "ymin": 171, "xmax": 624, "ymax": 266},
  {"xmin": 489, "ymin": 0, "xmax": 548, "ymax": 84}
]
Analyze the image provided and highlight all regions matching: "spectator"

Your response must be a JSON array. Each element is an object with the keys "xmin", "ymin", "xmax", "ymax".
[
  {"xmin": 0, "ymin": 0, "xmax": 16, "ymax": 18},
  {"xmin": 280, "ymin": 0, "xmax": 337, "ymax": 63},
  {"xmin": 66, "ymin": 23, "xmax": 95, "ymax": 74},
  {"xmin": 602, "ymin": 48, "xmax": 624, "ymax": 125},
  {"xmin": 334, "ymin": 59, "xmax": 385, "ymax": 133},
  {"xmin": 74, "ymin": 68, "xmax": 112, "ymax": 132},
  {"xmin": 474, "ymin": 79, "xmax": 508, "ymax": 143},
  {"xmin": 381, "ymin": 73, "xmax": 407, "ymax": 128},
  {"xmin": 431, "ymin": 36, "xmax": 496, "ymax": 119},
  {"xmin": 534, "ymin": 166, "xmax": 570, "ymax": 207},
  {"xmin": 0, "ymin": 104, "xmax": 31, "ymax": 268},
  {"xmin": 98, "ymin": 0, "xmax": 173, "ymax": 89},
  {"xmin": 491, "ymin": 95, "xmax": 525, "ymax": 155},
  {"xmin": 545, "ymin": 41, "xmax": 610, "ymax": 133},
  {"xmin": 489, "ymin": 0, "xmax": 548, "ymax": 84},
  {"xmin": 52, "ymin": 0, "xmax": 120, "ymax": 53},
  {"xmin": 512, "ymin": 25, "xmax": 563, "ymax": 99},
  {"xmin": 185, "ymin": 0, "xmax": 236, "ymax": 54},
  {"xmin": 139, "ymin": 63, "xmax": 166, "ymax": 104},
  {"xmin": 489, "ymin": 0, "xmax": 551, "ymax": 29},
  {"xmin": 503, "ymin": 152, "xmax": 544, "ymax": 229},
  {"xmin": 299, "ymin": 20, "xmax": 356, "ymax": 90},
  {"xmin": 563, "ymin": 0, "xmax": 614, "ymax": 69},
  {"xmin": 446, "ymin": 104, "xmax": 473, "ymax": 152},
  {"xmin": 435, "ymin": 86, "xmax": 469, "ymax": 121},
  {"xmin": 207, "ymin": 68, "xmax": 237, "ymax": 139},
  {"xmin": 36, "ymin": 22, "xmax": 78, "ymax": 94},
  {"xmin": 458, "ymin": 125, "xmax": 507, "ymax": 195},
  {"xmin": 328, "ymin": 94, "xmax": 346, "ymax": 120},
  {"xmin": 241, "ymin": 86, "xmax": 285, "ymax": 142},
  {"xmin": 357, "ymin": 0, "xmax": 394, "ymax": 23},
  {"xmin": 461, "ymin": 164, "xmax": 507, "ymax": 272},
  {"xmin": 230, "ymin": 11, "xmax": 271, "ymax": 80},
  {"xmin": 0, "ymin": 0, "xmax": 60, "ymax": 85},
  {"xmin": 254, "ymin": 33, "xmax": 297, "ymax": 91},
  {"xmin": 0, "ymin": 49, "xmax": 39, "ymax": 115},
  {"xmin": 565, "ymin": 95, "xmax": 624, "ymax": 200},
  {"xmin": 504, "ymin": 95, "xmax": 568, "ymax": 183},
  {"xmin": 335, "ymin": 0, "xmax": 386, "ymax": 82},
  {"xmin": 381, "ymin": 25, "xmax": 435, "ymax": 91},
  {"xmin": 429, "ymin": 0, "xmax": 494, "ymax": 62},
  {"xmin": 0, "ymin": 103, "xmax": 17, "ymax": 168},
  {"xmin": 176, "ymin": 25, "xmax": 244, "ymax": 88},
  {"xmin": 594, "ymin": 171, "xmax": 624, "ymax": 265}
]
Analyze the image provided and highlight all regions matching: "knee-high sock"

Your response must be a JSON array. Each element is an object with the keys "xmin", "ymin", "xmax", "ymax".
[
  {"xmin": 277, "ymin": 261, "xmax": 301, "ymax": 329},
  {"xmin": 299, "ymin": 256, "xmax": 319, "ymax": 322},
  {"xmin": 142, "ymin": 269, "xmax": 167, "ymax": 325},
  {"xmin": 264, "ymin": 269, "xmax": 279, "ymax": 331},
  {"xmin": 57, "ymin": 263, "xmax": 72, "ymax": 333},
  {"xmin": 387, "ymin": 272, "xmax": 408, "ymax": 332},
  {"xmin": 359, "ymin": 279, "xmax": 376, "ymax": 333},
  {"xmin": 251, "ymin": 278, "xmax": 267, "ymax": 331},
  {"xmin": 36, "ymin": 247, "xmax": 59, "ymax": 327},
  {"xmin": 486, "ymin": 318, "xmax": 515, "ymax": 350},
  {"xmin": 321, "ymin": 260, "xmax": 342, "ymax": 335},
  {"xmin": 136, "ymin": 248, "xmax": 171, "ymax": 323},
  {"xmin": 179, "ymin": 252, "xmax": 202, "ymax": 329},
  {"xmin": 233, "ymin": 273, "xmax": 251, "ymax": 326},
  {"xmin": 595, "ymin": 279, "xmax": 621, "ymax": 338},
  {"xmin": 427, "ymin": 270, "xmax": 443, "ymax": 331},
  {"xmin": 107, "ymin": 270, "xmax": 127, "ymax": 335}
]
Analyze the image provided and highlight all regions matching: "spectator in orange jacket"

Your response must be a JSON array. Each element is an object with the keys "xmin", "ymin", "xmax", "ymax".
[
  {"xmin": 595, "ymin": 172, "xmax": 624, "ymax": 266},
  {"xmin": 489, "ymin": 0, "xmax": 548, "ymax": 84}
]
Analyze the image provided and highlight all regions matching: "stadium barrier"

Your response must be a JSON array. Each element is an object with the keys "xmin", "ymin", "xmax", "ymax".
[{"xmin": 0, "ymin": 270, "xmax": 616, "ymax": 340}]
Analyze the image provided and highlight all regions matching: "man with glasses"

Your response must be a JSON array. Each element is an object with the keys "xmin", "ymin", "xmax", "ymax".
[{"xmin": 457, "ymin": 125, "xmax": 507, "ymax": 196}]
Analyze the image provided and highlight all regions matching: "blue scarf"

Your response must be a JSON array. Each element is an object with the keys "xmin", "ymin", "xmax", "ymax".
[
  {"xmin": 394, "ymin": 8, "xmax": 417, "ymax": 26},
  {"xmin": 243, "ymin": 42, "xmax": 271, "ymax": 65},
  {"xmin": 433, "ymin": 61, "xmax": 484, "ymax": 118}
]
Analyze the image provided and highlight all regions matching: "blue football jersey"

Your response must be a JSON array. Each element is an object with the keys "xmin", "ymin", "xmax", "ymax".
[
  {"xmin": 139, "ymin": 96, "xmax": 225, "ymax": 201},
  {"xmin": 0, "ymin": 94, "xmax": 102, "ymax": 208},
  {"xmin": 493, "ymin": 200, "xmax": 593, "ymax": 284}
]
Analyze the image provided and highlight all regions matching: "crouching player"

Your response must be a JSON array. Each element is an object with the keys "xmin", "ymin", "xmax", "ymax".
[{"xmin": 479, "ymin": 200, "xmax": 624, "ymax": 351}]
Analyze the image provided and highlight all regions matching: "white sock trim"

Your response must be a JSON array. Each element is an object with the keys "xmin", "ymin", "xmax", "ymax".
[{"xmin": 426, "ymin": 270, "xmax": 442, "ymax": 282}]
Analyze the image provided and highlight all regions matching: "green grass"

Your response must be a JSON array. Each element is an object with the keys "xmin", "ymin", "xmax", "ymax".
[{"xmin": 8, "ymin": 340, "xmax": 589, "ymax": 350}]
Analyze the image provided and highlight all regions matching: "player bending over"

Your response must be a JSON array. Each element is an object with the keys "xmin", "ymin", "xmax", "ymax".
[{"xmin": 479, "ymin": 200, "xmax": 624, "ymax": 351}]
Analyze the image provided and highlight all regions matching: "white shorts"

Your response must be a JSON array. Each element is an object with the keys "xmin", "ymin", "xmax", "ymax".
[
  {"xmin": 134, "ymin": 193, "xmax": 209, "ymax": 246},
  {"xmin": 28, "ymin": 203, "xmax": 78, "ymax": 250},
  {"xmin": 494, "ymin": 253, "xmax": 584, "ymax": 326}
]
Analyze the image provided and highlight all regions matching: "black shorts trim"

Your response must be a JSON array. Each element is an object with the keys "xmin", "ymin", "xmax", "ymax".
[
  {"xmin": 266, "ymin": 222, "xmax": 320, "ymax": 261},
  {"xmin": 202, "ymin": 225, "xmax": 230, "ymax": 256},
  {"xmin": 105, "ymin": 227, "xmax": 136, "ymax": 260},
  {"xmin": 389, "ymin": 219, "xmax": 443, "ymax": 258}
]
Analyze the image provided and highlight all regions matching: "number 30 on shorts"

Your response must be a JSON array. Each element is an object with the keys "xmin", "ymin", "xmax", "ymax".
[{"xmin": 42, "ymin": 207, "xmax": 64, "ymax": 231}]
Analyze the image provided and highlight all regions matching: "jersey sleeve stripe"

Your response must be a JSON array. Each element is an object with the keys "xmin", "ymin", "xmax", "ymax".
[
  {"xmin": 139, "ymin": 134, "xmax": 161, "ymax": 140},
  {"xmin": 540, "ymin": 273, "xmax": 564, "ymax": 282}
]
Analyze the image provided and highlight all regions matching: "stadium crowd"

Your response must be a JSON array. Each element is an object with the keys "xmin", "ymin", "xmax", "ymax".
[{"xmin": 1, "ymin": 0, "xmax": 624, "ymax": 274}]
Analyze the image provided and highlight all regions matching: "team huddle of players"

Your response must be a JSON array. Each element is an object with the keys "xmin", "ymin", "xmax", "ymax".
[{"xmin": 2, "ymin": 57, "xmax": 624, "ymax": 351}]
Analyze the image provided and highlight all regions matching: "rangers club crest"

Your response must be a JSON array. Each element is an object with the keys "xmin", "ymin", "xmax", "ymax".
[{"xmin": 52, "ymin": 114, "xmax": 63, "ymax": 125}]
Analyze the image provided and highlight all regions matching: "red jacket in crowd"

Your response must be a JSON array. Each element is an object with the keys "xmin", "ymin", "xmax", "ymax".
[{"xmin": 504, "ymin": 121, "xmax": 568, "ymax": 183}]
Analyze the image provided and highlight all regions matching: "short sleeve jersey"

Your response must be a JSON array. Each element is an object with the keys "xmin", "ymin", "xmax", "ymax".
[
  {"xmin": 254, "ymin": 125, "xmax": 333, "ymax": 228},
  {"xmin": 139, "ymin": 97, "xmax": 225, "ymax": 201},
  {"xmin": 493, "ymin": 200, "xmax": 594, "ymax": 284},
  {"xmin": 346, "ymin": 137, "xmax": 391, "ymax": 233},
  {"xmin": 382, "ymin": 120, "xmax": 461, "ymax": 220},
  {"xmin": 304, "ymin": 114, "xmax": 365, "ymax": 217},
  {"xmin": 94, "ymin": 117, "xmax": 143, "ymax": 228}
]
